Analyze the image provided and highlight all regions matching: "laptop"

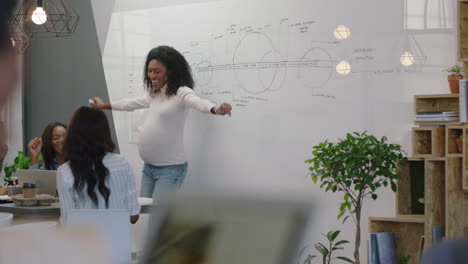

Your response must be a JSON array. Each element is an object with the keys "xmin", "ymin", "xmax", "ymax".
[
  {"xmin": 16, "ymin": 169, "xmax": 57, "ymax": 197},
  {"xmin": 139, "ymin": 193, "xmax": 313, "ymax": 264}
]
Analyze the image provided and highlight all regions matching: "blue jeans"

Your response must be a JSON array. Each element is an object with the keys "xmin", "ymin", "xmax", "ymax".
[{"xmin": 140, "ymin": 162, "xmax": 188, "ymax": 201}]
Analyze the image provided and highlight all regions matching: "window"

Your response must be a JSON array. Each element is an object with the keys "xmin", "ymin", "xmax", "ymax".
[{"xmin": 405, "ymin": 0, "xmax": 455, "ymax": 30}]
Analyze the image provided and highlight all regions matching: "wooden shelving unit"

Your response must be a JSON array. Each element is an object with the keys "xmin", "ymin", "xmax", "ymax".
[{"xmin": 370, "ymin": 94, "xmax": 468, "ymax": 264}]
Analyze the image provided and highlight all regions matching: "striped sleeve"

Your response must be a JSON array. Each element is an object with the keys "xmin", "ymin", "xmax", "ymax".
[
  {"xmin": 123, "ymin": 160, "xmax": 141, "ymax": 216},
  {"xmin": 57, "ymin": 165, "xmax": 75, "ymax": 224}
]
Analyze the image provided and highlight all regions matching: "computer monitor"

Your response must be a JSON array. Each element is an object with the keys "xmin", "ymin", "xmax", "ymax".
[
  {"xmin": 16, "ymin": 169, "xmax": 57, "ymax": 197},
  {"xmin": 139, "ymin": 194, "xmax": 313, "ymax": 264}
]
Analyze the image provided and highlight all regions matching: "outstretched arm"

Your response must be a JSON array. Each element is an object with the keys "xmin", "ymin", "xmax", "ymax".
[
  {"xmin": 179, "ymin": 87, "xmax": 232, "ymax": 116},
  {"xmin": 210, "ymin": 103, "xmax": 232, "ymax": 116},
  {"xmin": 90, "ymin": 97, "xmax": 112, "ymax": 110},
  {"xmin": 91, "ymin": 95, "xmax": 152, "ymax": 112}
]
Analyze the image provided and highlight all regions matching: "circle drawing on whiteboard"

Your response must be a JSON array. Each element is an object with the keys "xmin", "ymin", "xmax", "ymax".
[
  {"xmin": 193, "ymin": 60, "xmax": 214, "ymax": 89},
  {"xmin": 258, "ymin": 50, "xmax": 287, "ymax": 92},
  {"xmin": 233, "ymin": 32, "xmax": 287, "ymax": 94},
  {"xmin": 187, "ymin": 53, "xmax": 215, "ymax": 93},
  {"xmin": 297, "ymin": 47, "xmax": 334, "ymax": 88}
]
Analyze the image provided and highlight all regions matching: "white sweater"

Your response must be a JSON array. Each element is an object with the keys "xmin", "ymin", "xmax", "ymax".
[{"xmin": 112, "ymin": 86, "xmax": 216, "ymax": 166}]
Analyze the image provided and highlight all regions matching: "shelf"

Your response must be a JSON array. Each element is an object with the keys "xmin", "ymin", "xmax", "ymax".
[
  {"xmin": 414, "ymin": 94, "xmax": 459, "ymax": 99},
  {"xmin": 412, "ymin": 127, "xmax": 445, "ymax": 157},
  {"xmin": 447, "ymin": 154, "xmax": 464, "ymax": 157},
  {"xmin": 369, "ymin": 217, "xmax": 424, "ymax": 264},
  {"xmin": 415, "ymin": 121, "xmax": 460, "ymax": 126},
  {"xmin": 388, "ymin": 214, "xmax": 424, "ymax": 220},
  {"xmin": 426, "ymin": 157, "xmax": 447, "ymax": 161},
  {"xmin": 397, "ymin": 160, "xmax": 425, "ymax": 216},
  {"xmin": 369, "ymin": 216, "xmax": 425, "ymax": 224},
  {"xmin": 414, "ymin": 94, "xmax": 459, "ymax": 116},
  {"xmin": 447, "ymin": 127, "xmax": 464, "ymax": 155}
]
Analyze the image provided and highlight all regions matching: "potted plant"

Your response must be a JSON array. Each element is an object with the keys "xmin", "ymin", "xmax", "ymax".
[
  {"xmin": 455, "ymin": 134, "xmax": 463, "ymax": 154},
  {"xmin": 299, "ymin": 230, "xmax": 353, "ymax": 264},
  {"xmin": 444, "ymin": 65, "xmax": 463, "ymax": 94},
  {"xmin": 305, "ymin": 132, "xmax": 407, "ymax": 264},
  {"xmin": 3, "ymin": 151, "xmax": 32, "ymax": 185}
]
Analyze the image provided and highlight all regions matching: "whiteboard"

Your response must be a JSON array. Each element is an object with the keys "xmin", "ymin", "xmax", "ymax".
[{"xmin": 95, "ymin": 0, "xmax": 456, "ymax": 261}]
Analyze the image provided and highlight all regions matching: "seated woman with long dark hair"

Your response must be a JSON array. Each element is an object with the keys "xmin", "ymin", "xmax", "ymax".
[
  {"xmin": 57, "ymin": 106, "xmax": 140, "ymax": 224},
  {"xmin": 28, "ymin": 122, "xmax": 66, "ymax": 170}
]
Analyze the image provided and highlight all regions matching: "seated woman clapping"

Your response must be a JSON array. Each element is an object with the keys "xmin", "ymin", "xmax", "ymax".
[
  {"xmin": 28, "ymin": 122, "xmax": 66, "ymax": 170},
  {"xmin": 57, "ymin": 106, "xmax": 140, "ymax": 224}
]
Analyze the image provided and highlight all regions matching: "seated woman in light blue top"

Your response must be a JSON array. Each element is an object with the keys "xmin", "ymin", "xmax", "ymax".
[
  {"xmin": 28, "ymin": 122, "xmax": 66, "ymax": 170},
  {"xmin": 57, "ymin": 106, "xmax": 140, "ymax": 224}
]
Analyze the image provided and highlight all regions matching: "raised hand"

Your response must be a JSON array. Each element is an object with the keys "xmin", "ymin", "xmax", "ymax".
[
  {"xmin": 90, "ymin": 96, "xmax": 106, "ymax": 109},
  {"xmin": 215, "ymin": 103, "xmax": 232, "ymax": 116},
  {"xmin": 27, "ymin": 137, "xmax": 42, "ymax": 163}
]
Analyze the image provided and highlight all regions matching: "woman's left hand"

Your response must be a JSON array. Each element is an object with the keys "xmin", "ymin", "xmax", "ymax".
[{"xmin": 215, "ymin": 103, "xmax": 232, "ymax": 116}]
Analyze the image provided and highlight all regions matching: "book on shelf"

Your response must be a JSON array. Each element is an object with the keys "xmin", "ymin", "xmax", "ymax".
[
  {"xmin": 368, "ymin": 232, "xmax": 397, "ymax": 264},
  {"xmin": 414, "ymin": 116, "xmax": 458, "ymax": 122},
  {"xmin": 432, "ymin": 225, "xmax": 445, "ymax": 245},
  {"xmin": 417, "ymin": 111, "xmax": 458, "ymax": 116},
  {"xmin": 368, "ymin": 233, "xmax": 379, "ymax": 264}
]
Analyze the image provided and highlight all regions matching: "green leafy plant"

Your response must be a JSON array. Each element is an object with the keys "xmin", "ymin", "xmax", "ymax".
[
  {"xmin": 399, "ymin": 255, "xmax": 411, "ymax": 264},
  {"xmin": 301, "ymin": 230, "xmax": 353, "ymax": 264},
  {"xmin": 3, "ymin": 151, "xmax": 31, "ymax": 185},
  {"xmin": 444, "ymin": 65, "xmax": 463, "ymax": 76},
  {"xmin": 305, "ymin": 132, "xmax": 407, "ymax": 264},
  {"xmin": 418, "ymin": 196, "xmax": 425, "ymax": 204}
]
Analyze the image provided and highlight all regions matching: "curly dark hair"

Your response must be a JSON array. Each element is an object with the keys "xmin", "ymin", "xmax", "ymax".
[
  {"xmin": 63, "ymin": 106, "xmax": 115, "ymax": 208},
  {"xmin": 143, "ymin": 46, "xmax": 194, "ymax": 96},
  {"xmin": 41, "ymin": 122, "xmax": 66, "ymax": 170}
]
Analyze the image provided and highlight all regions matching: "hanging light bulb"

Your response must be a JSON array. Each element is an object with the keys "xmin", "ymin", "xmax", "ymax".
[
  {"xmin": 31, "ymin": 0, "xmax": 47, "ymax": 25},
  {"xmin": 333, "ymin": 25, "xmax": 351, "ymax": 40},
  {"xmin": 336, "ymin": 61, "xmax": 351, "ymax": 75},
  {"xmin": 10, "ymin": 38, "xmax": 16, "ymax": 48},
  {"xmin": 400, "ymin": 51, "xmax": 415, "ymax": 66}
]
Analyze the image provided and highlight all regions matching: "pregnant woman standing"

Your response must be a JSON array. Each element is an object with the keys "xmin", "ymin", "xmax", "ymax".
[{"xmin": 92, "ymin": 45, "xmax": 232, "ymax": 202}]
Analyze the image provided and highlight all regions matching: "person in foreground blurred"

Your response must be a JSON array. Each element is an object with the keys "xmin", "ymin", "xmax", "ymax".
[
  {"xmin": 0, "ymin": 0, "xmax": 19, "ymax": 150},
  {"xmin": 421, "ymin": 238, "xmax": 468, "ymax": 264},
  {"xmin": 57, "ymin": 106, "xmax": 140, "ymax": 224},
  {"xmin": 28, "ymin": 122, "xmax": 67, "ymax": 170}
]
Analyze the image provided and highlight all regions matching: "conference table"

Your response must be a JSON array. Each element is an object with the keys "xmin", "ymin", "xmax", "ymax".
[{"xmin": 0, "ymin": 198, "xmax": 154, "ymax": 224}]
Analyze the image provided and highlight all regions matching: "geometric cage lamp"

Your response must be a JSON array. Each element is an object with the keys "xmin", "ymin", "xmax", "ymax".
[{"xmin": 10, "ymin": 0, "xmax": 79, "ymax": 39}]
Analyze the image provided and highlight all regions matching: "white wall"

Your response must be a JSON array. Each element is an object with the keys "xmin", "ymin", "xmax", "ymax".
[
  {"xmin": 1, "ymin": 55, "xmax": 24, "ymax": 180},
  {"xmin": 92, "ymin": 0, "xmax": 457, "ymax": 262}
]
